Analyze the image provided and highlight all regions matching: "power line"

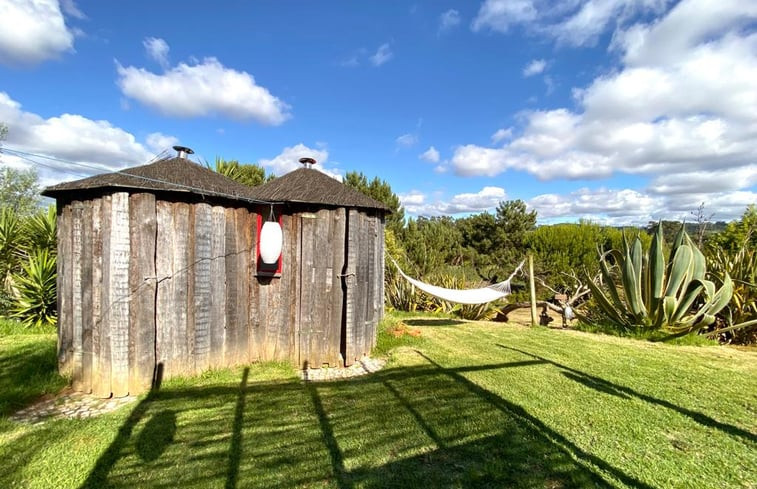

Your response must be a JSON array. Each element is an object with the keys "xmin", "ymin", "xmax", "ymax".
[{"xmin": 0, "ymin": 146, "xmax": 280, "ymax": 206}]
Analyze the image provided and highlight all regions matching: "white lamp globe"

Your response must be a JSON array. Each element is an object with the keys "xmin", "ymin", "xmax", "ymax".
[{"xmin": 260, "ymin": 220, "xmax": 283, "ymax": 264}]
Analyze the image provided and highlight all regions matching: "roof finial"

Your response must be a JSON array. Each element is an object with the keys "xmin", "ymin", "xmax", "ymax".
[
  {"xmin": 298, "ymin": 157, "xmax": 317, "ymax": 169},
  {"xmin": 173, "ymin": 145, "xmax": 194, "ymax": 159}
]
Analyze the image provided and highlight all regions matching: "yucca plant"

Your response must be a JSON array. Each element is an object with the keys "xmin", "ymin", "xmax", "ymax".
[
  {"xmin": 11, "ymin": 248, "xmax": 57, "ymax": 328},
  {"xmin": 586, "ymin": 222, "xmax": 733, "ymax": 334},
  {"xmin": 0, "ymin": 207, "xmax": 24, "ymax": 293},
  {"xmin": 24, "ymin": 205, "xmax": 57, "ymax": 254}
]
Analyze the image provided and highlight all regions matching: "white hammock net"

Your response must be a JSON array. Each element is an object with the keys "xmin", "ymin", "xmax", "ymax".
[{"xmin": 389, "ymin": 257, "xmax": 524, "ymax": 305}]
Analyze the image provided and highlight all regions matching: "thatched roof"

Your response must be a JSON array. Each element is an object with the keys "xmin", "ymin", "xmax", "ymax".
[
  {"xmin": 42, "ymin": 157, "xmax": 262, "ymax": 203},
  {"xmin": 249, "ymin": 168, "xmax": 390, "ymax": 212}
]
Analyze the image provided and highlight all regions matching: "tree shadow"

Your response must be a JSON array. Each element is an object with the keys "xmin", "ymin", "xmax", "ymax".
[
  {"xmin": 0, "ymin": 337, "xmax": 65, "ymax": 419},
  {"xmin": 498, "ymin": 344, "xmax": 757, "ymax": 445},
  {"xmin": 0, "ymin": 355, "xmax": 653, "ymax": 488}
]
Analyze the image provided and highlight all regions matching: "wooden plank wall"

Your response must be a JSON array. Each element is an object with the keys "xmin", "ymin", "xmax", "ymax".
[
  {"xmin": 343, "ymin": 210, "xmax": 384, "ymax": 365},
  {"xmin": 298, "ymin": 208, "xmax": 344, "ymax": 368},
  {"xmin": 58, "ymin": 193, "xmax": 385, "ymax": 396}
]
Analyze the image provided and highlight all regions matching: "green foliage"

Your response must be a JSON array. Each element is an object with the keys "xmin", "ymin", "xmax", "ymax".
[
  {"xmin": 0, "ymin": 207, "xmax": 24, "ymax": 296},
  {"xmin": 706, "ymin": 232, "xmax": 757, "ymax": 344},
  {"xmin": 458, "ymin": 200, "xmax": 536, "ymax": 282},
  {"xmin": 24, "ymin": 204, "xmax": 57, "ymax": 254},
  {"xmin": 709, "ymin": 205, "xmax": 757, "ymax": 252},
  {"xmin": 11, "ymin": 248, "xmax": 57, "ymax": 328},
  {"xmin": 214, "ymin": 157, "xmax": 274, "ymax": 187},
  {"xmin": 0, "ymin": 166, "xmax": 41, "ymax": 217},
  {"xmin": 344, "ymin": 171, "xmax": 405, "ymax": 234},
  {"xmin": 586, "ymin": 222, "xmax": 733, "ymax": 334},
  {"xmin": 400, "ymin": 216, "xmax": 463, "ymax": 276}
]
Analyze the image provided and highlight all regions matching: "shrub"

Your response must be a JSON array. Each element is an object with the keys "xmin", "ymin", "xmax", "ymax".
[{"xmin": 11, "ymin": 248, "xmax": 57, "ymax": 328}]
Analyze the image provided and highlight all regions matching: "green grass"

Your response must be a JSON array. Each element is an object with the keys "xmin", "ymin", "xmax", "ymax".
[
  {"xmin": 0, "ymin": 319, "xmax": 66, "ymax": 421},
  {"xmin": 1, "ymin": 313, "xmax": 756, "ymax": 488}
]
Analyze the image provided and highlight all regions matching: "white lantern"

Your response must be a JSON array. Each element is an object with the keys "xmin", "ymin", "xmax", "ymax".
[{"xmin": 259, "ymin": 220, "xmax": 283, "ymax": 264}]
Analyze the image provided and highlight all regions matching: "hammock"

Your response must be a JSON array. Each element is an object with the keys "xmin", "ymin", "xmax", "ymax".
[{"xmin": 389, "ymin": 257, "xmax": 525, "ymax": 305}]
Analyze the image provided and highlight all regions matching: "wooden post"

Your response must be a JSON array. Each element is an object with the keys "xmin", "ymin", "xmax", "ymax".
[{"xmin": 529, "ymin": 254, "xmax": 537, "ymax": 327}]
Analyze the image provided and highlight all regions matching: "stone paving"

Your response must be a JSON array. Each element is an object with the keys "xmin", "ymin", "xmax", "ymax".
[
  {"xmin": 300, "ymin": 356, "xmax": 386, "ymax": 382},
  {"xmin": 10, "ymin": 357, "xmax": 385, "ymax": 425},
  {"xmin": 9, "ymin": 389, "xmax": 137, "ymax": 425}
]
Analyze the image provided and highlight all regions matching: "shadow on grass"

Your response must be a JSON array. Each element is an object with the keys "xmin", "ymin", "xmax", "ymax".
[
  {"xmin": 57, "ymin": 353, "xmax": 662, "ymax": 489},
  {"xmin": 404, "ymin": 318, "xmax": 466, "ymax": 327},
  {"xmin": 0, "ymin": 336, "xmax": 65, "ymax": 418},
  {"xmin": 498, "ymin": 344, "xmax": 757, "ymax": 445}
]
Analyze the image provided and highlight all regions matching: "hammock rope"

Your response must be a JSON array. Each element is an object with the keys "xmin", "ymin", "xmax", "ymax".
[{"xmin": 388, "ymin": 256, "xmax": 525, "ymax": 305}]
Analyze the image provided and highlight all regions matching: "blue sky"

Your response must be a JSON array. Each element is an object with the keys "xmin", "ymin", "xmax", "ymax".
[{"xmin": 1, "ymin": 0, "xmax": 755, "ymax": 224}]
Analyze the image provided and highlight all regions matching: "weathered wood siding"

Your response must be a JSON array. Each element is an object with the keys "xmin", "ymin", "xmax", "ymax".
[
  {"xmin": 343, "ymin": 210, "xmax": 384, "ymax": 365},
  {"xmin": 57, "ymin": 193, "xmax": 385, "ymax": 396}
]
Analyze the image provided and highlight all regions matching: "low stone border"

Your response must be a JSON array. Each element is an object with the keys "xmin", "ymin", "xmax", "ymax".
[
  {"xmin": 301, "ymin": 357, "xmax": 386, "ymax": 382},
  {"xmin": 10, "ymin": 390, "xmax": 137, "ymax": 425}
]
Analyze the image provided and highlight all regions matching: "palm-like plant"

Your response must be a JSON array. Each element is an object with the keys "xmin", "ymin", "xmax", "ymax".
[
  {"xmin": 11, "ymin": 248, "xmax": 57, "ymax": 328},
  {"xmin": 586, "ymin": 222, "xmax": 733, "ymax": 334},
  {"xmin": 0, "ymin": 207, "xmax": 23, "ymax": 294},
  {"xmin": 24, "ymin": 205, "xmax": 57, "ymax": 254}
]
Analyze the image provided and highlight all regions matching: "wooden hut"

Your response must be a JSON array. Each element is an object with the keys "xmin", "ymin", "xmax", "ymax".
[{"xmin": 43, "ymin": 153, "xmax": 389, "ymax": 397}]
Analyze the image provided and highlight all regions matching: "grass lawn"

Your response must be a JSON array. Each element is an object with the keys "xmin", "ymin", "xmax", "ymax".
[{"xmin": 0, "ymin": 313, "xmax": 755, "ymax": 488}]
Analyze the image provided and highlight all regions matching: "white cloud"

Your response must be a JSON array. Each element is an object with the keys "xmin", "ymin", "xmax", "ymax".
[
  {"xmin": 143, "ymin": 37, "xmax": 170, "ymax": 69},
  {"xmin": 455, "ymin": 0, "xmax": 757, "ymax": 222},
  {"xmin": 472, "ymin": 0, "xmax": 537, "ymax": 33},
  {"xmin": 491, "ymin": 128, "xmax": 513, "ymax": 143},
  {"xmin": 523, "ymin": 59, "xmax": 546, "ymax": 77},
  {"xmin": 402, "ymin": 186, "xmax": 507, "ymax": 216},
  {"xmin": 145, "ymin": 132, "xmax": 180, "ymax": 155},
  {"xmin": 116, "ymin": 48, "xmax": 290, "ymax": 124},
  {"xmin": 419, "ymin": 146, "xmax": 440, "ymax": 163},
  {"xmin": 258, "ymin": 143, "xmax": 341, "ymax": 179},
  {"xmin": 472, "ymin": 0, "xmax": 675, "ymax": 47},
  {"xmin": 0, "ymin": 91, "xmax": 173, "ymax": 184},
  {"xmin": 370, "ymin": 43, "xmax": 393, "ymax": 67},
  {"xmin": 396, "ymin": 133, "xmax": 418, "ymax": 148},
  {"xmin": 60, "ymin": 0, "xmax": 85, "ymax": 19},
  {"xmin": 529, "ymin": 187, "xmax": 663, "ymax": 225},
  {"xmin": 439, "ymin": 9, "xmax": 461, "ymax": 32},
  {"xmin": 0, "ymin": 0, "xmax": 77, "ymax": 66}
]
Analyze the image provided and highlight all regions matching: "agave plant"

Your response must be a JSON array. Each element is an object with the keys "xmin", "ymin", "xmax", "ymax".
[
  {"xmin": 707, "ymin": 233, "xmax": 757, "ymax": 337},
  {"xmin": 12, "ymin": 248, "xmax": 57, "ymax": 328},
  {"xmin": 586, "ymin": 222, "xmax": 733, "ymax": 334}
]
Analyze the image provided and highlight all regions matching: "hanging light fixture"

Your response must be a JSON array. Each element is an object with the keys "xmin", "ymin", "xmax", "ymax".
[{"xmin": 259, "ymin": 204, "xmax": 283, "ymax": 264}]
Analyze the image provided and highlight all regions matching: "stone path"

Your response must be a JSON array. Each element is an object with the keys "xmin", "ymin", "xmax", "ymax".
[
  {"xmin": 11, "ymin": 358, "xmax": 386, "ymax": 424},
  {"xmin": 300, "ymin": 356, "xmax": 386, "ymax": 382},
  {"xmin": 9, "ymin": 389, "xmax": 137, "ymax": 425}
]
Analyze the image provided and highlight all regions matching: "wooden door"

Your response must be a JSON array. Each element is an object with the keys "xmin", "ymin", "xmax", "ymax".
[{"xmin": 298, "ymin": 208, "xmax": 345, "ymax": 368}]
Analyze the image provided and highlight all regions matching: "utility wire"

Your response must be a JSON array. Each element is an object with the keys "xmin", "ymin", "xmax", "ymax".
[{"xmin": 1, "ymin": 146, "xmax": 281, "ymax": 206}]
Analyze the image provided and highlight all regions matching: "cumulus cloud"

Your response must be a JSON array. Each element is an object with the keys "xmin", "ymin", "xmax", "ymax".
[
  {"xmin": 419, "ymin": 146, "xmax": 440, "ymax": 163},
  {"xmin": 257, "ymin": 143, "xmax": 341, "ymax": 179},
  {"xmin": 143, "ymin": 37, "xmax": 170, "ymax": 69},
  {"xmin": 401, "ymin": 186, "xmax": 507, "ymax": 216},
  {"xmin": 116, "ymin": 45, "xmax": 290, "ymax": 124},
  {"xmin": 455, "ymin": 0, "xmax": 757, "ymax": 220},
  {"xmin": 145, "ymin": 132, "xmax": 180, "ymax": 154},
  {"xmin": 0, "ymin": 91, "xmax": 174, "ymax": 185},
  {"xmin": 491, "ymin": 128, "xmax": 512, "ymax": 143},
  {"xmin": 370, "ymin": 43, "xmax": 393, "ymax": 66},
  {"xmin": 523, "ymin": 59, "xmax": 546, "ymax": 77},
  {"xmin": 472, "ymin": 0, "xmax": 673, "ymax": 47},
  {"xmin": 0, "ymin": 0, "xmax": 78, "ymax": 66},
  {"xmin": 439, "ymin": 9, "xmax": 461, "ymax": 32}
]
